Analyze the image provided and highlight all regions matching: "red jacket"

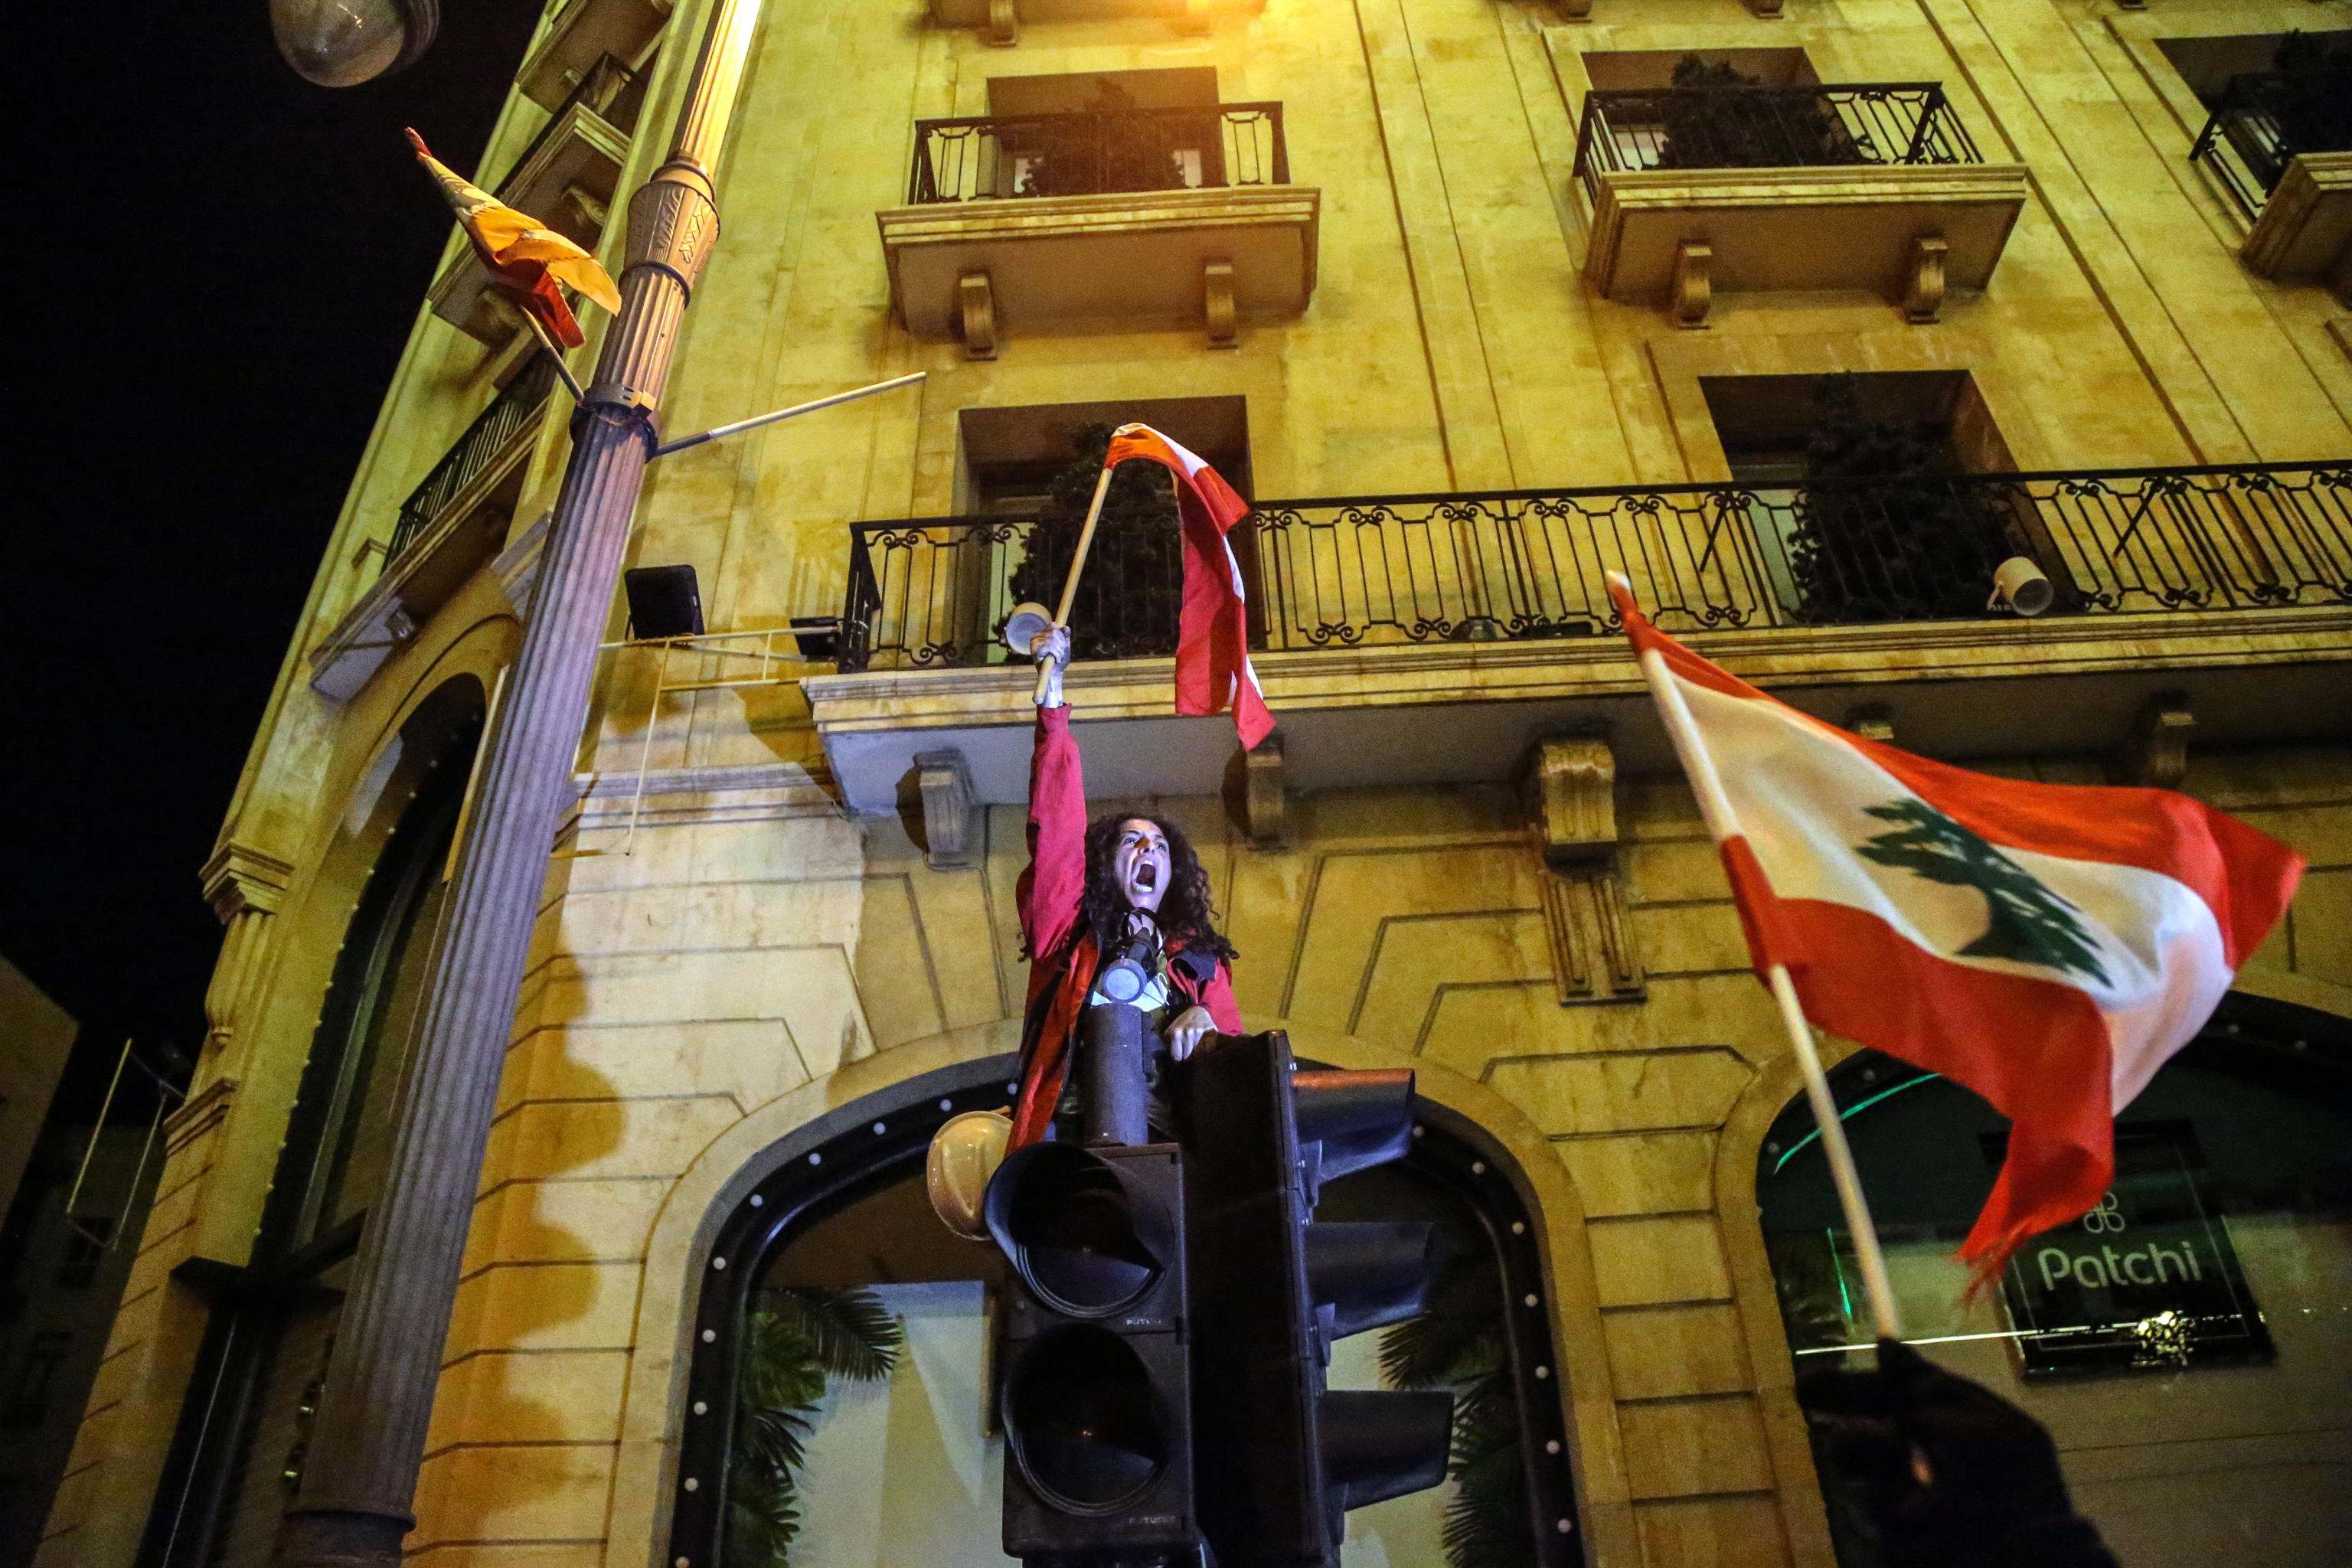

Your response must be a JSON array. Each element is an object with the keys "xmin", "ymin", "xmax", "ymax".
[{"xmin": 1010, "ymin": 704, "xmax": 1242, "ymax": 1148}]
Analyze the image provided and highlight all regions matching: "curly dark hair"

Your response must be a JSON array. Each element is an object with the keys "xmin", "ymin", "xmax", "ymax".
[{"xmin": 1074, "ymin": 813, "xmax": 1238, "ymax": 965}]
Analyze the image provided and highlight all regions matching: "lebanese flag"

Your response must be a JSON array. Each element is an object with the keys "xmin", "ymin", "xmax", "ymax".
[
  {"xmin": 1607, "ymin": 580, "xmax": 2302, "ymax": 1285},
  {"xmin": 1104, "ymin": 423, "xmax": 1276, "ymax": 750},
  {"xmin": 407, "ymin": 129, "xmax": 621, "ymax": 349}
]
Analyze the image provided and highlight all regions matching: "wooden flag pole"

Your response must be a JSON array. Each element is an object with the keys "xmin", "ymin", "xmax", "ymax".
[
  {"xmin": 1612, "ymin": 573, "xmax": 1905, "ymax": 1342},
  {"xmin": 1033, "ymin": 461, "xmax": 1120, "ymax": 704}
]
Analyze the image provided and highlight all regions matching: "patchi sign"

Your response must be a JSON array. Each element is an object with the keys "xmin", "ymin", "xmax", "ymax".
[{"xmin": 1992, "ymin": 1122, "xmax": 2275, "ymax": 1378}]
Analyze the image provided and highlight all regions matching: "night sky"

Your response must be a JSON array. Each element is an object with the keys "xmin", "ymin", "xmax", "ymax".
[{"xmin": 11, "ymin": 2, "xmax": 545, "ymax": 1083}]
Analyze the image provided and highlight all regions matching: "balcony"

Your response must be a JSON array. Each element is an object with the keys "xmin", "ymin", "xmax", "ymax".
[
  {"xmin": 2190, "ymin": 71, "xmax": 2352, "ymax": 293},
  {"xmin": 429, "ymin": 55, "xmax": 646, "ymax": 345},
  {"xmin": 801, "ymin": 464, "xmax": 2352, "ymax": 810},
  {"xmin": 1573, "ymin": 84, "xmax": 2027, "ymax": 324},
  {"xmin": 516, "ymin": 0, "xmax": 668, "ymax": 112},
  {"xmin": 310, "ymin": 361, "xmax": 559, "ymax": 700},
  {"xmin": 875, "ymin": 103, "xmax": 1318, "ymax": 353}
]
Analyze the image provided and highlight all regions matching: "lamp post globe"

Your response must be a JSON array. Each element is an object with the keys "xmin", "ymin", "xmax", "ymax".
[{"xmin": 269, "ymin": 0, "xmax": 437, "ymax": 87}]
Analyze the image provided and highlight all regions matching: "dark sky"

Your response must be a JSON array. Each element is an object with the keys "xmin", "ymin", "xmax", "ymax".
[{"xmin": 9, "ymin": 1, "xmax": 545, "ymax": 1074}]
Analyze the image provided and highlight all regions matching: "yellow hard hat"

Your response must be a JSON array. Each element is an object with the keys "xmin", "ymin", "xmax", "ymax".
[{"xmin": 926, "ymin": 1109, "xmax": 1012, "ymax": 1240}]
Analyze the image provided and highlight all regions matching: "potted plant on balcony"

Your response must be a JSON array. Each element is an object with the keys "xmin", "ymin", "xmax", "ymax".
[
  {"xmin": 1785, "ymin": 374, "xmax": 2027, "ymax": 624},
  {"xmin": 1005, "ymin": 422, "xmax": 1188, "ymax": 661},
  {"xmin": 1651, "ymin": 55, "xmax": 1867, "ymax": 172}
]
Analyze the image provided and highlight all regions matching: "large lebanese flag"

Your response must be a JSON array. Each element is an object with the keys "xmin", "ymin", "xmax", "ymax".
[
  {"xmin": 1608, "ymin": 581, "xmax": 2302, "ymax": 1282},
  {"xmin": 1104, "ymin": 423, "xmax": 1276, "ymax": 749}
]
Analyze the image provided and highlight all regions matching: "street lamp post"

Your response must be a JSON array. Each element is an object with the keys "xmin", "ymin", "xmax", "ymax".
[{"xmin": 276, "ymin": 2, "xmax": 767, "ymax": 1563}]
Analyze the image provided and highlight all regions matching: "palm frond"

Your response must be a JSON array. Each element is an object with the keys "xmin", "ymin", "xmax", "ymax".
[
  {"xmin": 762, "ymin": 1286, "xmax": 904, "ymax": 1381},
  {"xmin": 724, "ymin": 1287, "xmax": 905, "ymax": 1568},
  {"xmin": 724, "ymin": 1460, "xmax": 802, "ymax": 1568}
]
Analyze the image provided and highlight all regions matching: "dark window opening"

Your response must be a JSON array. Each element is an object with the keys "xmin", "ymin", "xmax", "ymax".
[
  {"xmin": 2, "ymin": 1331, "xmax": 71, "ymax": 1429},
  {"xmin": 2156, "ymin": 31, "xmax": 2352, "ymax": 111},
  {"xmin": 668, "ymin": 1057, "xmax": 1582, "ymax": 1568},
  {"xmin": 957, "ymin": 397, "xmax": 1256, "ymax": 663},
  {"xmin": 55, "ymin": 1217, "xmax": 112, "ymax": 1289},
  {"xmin": 1699, "ymin": 371, "xmax": 2040, "ymax": 625}
]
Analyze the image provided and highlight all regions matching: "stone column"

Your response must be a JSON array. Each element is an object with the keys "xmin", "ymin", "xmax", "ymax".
[{"xmin": 277, "ymin": 4, "xmax": 767, "ymax": 1563}]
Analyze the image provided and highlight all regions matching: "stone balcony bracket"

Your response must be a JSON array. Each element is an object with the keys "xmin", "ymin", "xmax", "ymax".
[
  {"xmin": 1246, "ymin": 730, "xmax": 1288, "ymax": 849},
  {"xmin": 1521, "ymin": 736, "xmax": 1643, "ymax": 1004},
  {"xmin": 1585, "ymin": 163, "xmax": 2029, "ymax": 322},
  {"xmin": 878, "ymin": 185, "xmax": 1320, "ymax": 351},
  {"xmin": 2113, "ymin": 692, "xmax": 2195, "ymax": 789},
  {"xmin": 2239, "ymin": 152, "xmax": 2352, "ymax": 303},
  {"xmin": 915, "ymin": 749, "xmax": 980, "ymax": 870}
]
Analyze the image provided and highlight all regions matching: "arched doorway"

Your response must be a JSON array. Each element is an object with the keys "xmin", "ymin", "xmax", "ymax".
[
  {"xmin": 1753, "ymin": 992, "xmax": 2352, "ymax": 1568},
  {"xmin": 139, "ymin": 678, "xmax": 487, "ymax": 1568},
  {"xmin": 663, "ymin": 1050, "xmax": 1583, "ymax": 1568}
]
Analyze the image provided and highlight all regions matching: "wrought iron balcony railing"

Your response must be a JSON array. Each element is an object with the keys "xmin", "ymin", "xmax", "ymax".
[
  {"xmin": 1572, "ymin": 83, "xmax": 1979, "ymax": 200},
  {"xmin": 908, "ymin": 103, "xmax": 1289, "ymax": 204},
  {"xmin": 384, "ymin": 358, "xmax": 558, "ymax": 569},
  {"xmin": 836, "ymin": 463, "xmax": 2351, "ymax": 672},
  {"xmin": 494, "ymin": 53, "xmax": 644, "ymax": 195},
  {"xmin": 2190, "ymin": 70, "xmax": 2352, "ymax": 222}
]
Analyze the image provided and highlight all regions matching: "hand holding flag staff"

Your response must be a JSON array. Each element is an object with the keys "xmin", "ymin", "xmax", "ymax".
[
  {"xmin": 1011, "ymin": 423, "xmax": 1276, "ymax": 747},
  {"xmin": 1607, "ymin": 572, "xmax": 2303, "ymax": 1341},
  {"xmin": 406, "ymin": 130, "xmax": 920, "ymax": 448}
]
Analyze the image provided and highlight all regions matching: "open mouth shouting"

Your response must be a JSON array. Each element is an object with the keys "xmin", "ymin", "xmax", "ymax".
[{"xmin": 1114, "ymin": 818, "xmax": 1171, "ymax": 912}]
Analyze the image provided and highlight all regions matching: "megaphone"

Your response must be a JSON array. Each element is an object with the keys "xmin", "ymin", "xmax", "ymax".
[
  {"xmin": 1988, "ymin": 557, "xmax": 2053, "ymax": 617},
  {"xmin": 1003, "ymin": 602, "xmax": 1054, "ymax": 659}
]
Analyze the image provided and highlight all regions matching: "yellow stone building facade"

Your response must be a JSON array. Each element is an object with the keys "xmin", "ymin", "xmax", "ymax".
[{"xmin": 39, "ymin": 2, "xmax": 2352, "ymax": 1567}]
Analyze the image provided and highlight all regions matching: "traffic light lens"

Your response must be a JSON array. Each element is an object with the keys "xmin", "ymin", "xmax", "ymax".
[
  {"xmin": 1024, "ymin": 1176, "xmax": 1158, "ymax": 1309},
  {"xmin": 1007, "ymin": 1327, "xmax": 1171, "ymax": 1513},
  {"xmin": 988, "ymin": 1145, "xmax": 1167, "ymax": 1317}
]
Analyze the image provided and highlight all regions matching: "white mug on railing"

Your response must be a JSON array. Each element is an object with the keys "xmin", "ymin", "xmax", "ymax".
[{"xmin": 1988, "ymin": 556, "xmax": 2054, "ymax": 617}]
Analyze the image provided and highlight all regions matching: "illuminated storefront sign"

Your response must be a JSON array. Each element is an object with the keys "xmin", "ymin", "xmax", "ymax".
[{"xmin": 1992, "ymin": 1122, "xmax": 2274, "ymax": 1378}]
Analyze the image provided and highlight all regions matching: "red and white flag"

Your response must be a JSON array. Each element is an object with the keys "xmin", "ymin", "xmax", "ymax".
[
  {"xmin": 1610, "ymin": 581, "xmax": 2302, "ymax": 1283},
  {"xmin": 1104, "ymin": 423, "xmax": 1276, "ymax": 750}
]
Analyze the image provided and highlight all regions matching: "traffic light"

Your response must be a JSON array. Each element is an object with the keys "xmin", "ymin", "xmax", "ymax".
[
  {"xmin": 984, "ymin": 1139, "xmax": 1203, "ymax": 1563},
  {"xmin": 1174, "ymin": 1032, "xmax": 1455, "ymax": 1567}
]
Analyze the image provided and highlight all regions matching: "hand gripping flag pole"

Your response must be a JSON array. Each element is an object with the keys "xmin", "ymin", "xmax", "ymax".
[
  {"xmin": 1611, "ymin": 572, "xmax": 1906, "ymax": 1341},
  {"xmin": 1031, "ymin": 463, "xmax": 1121, "ymax": 704},
  {"xmin": 1024, "ymin": 423, "xmax": 1276, "ymax": 744}
]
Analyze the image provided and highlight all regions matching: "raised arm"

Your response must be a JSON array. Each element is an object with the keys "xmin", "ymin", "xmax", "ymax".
[{"xmin": 1018, "ymin": 627, "xmax": 1086, "ymax": 959}]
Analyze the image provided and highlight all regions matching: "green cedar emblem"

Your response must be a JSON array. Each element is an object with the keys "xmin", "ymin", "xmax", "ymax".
[{"xmin": 1856, "ymin": 799, "xmax": 2110, "ymax": 985}]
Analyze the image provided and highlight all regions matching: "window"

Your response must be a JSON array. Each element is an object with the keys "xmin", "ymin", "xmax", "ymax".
[
  {"xmin": 267, "ymin": 719, "xmax": 477, "ymax": 1250},
  {"xmin": 981, "ymin": 70, "xmax": 1233, "ymax": 198},
  {"xmin": 1579, "ymin": 50, "xmax": 1824, "ymax": 172},
  {"xmin": 668, "ymin": 1063, "xmax": 1581, "ymax": 1568},
  {"xmin": 55, "ymin": 1217, "xmax": 112, "ymax": 1289},
  {"xmin": 2155, "ymin": 31, "xmax": 2351, "ymax": 111},
  {"xmin": 1756, "ymin": 995, "xmax": 2352, "ymax": 1568},
  {"xmin": 1698, "ymin": 371, "xmax": 2034, "ymax": 624},
  {"xmin": 2, "ymin": 1332, "xmax": 70, "ymax": 1429},
  {"xmin": 955, "ymin": 397, "xmax": 1255, "ymax": 662}
]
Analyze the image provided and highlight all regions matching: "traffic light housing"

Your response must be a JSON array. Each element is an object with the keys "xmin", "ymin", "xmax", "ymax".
[
  {"xmin": 984, "ymin": 1140, "xmax": 1203, "ymax": 1561},
  {"xmin": 1174, "ymin": 1032, "xmax": 1454, "ymax": 1566}
]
